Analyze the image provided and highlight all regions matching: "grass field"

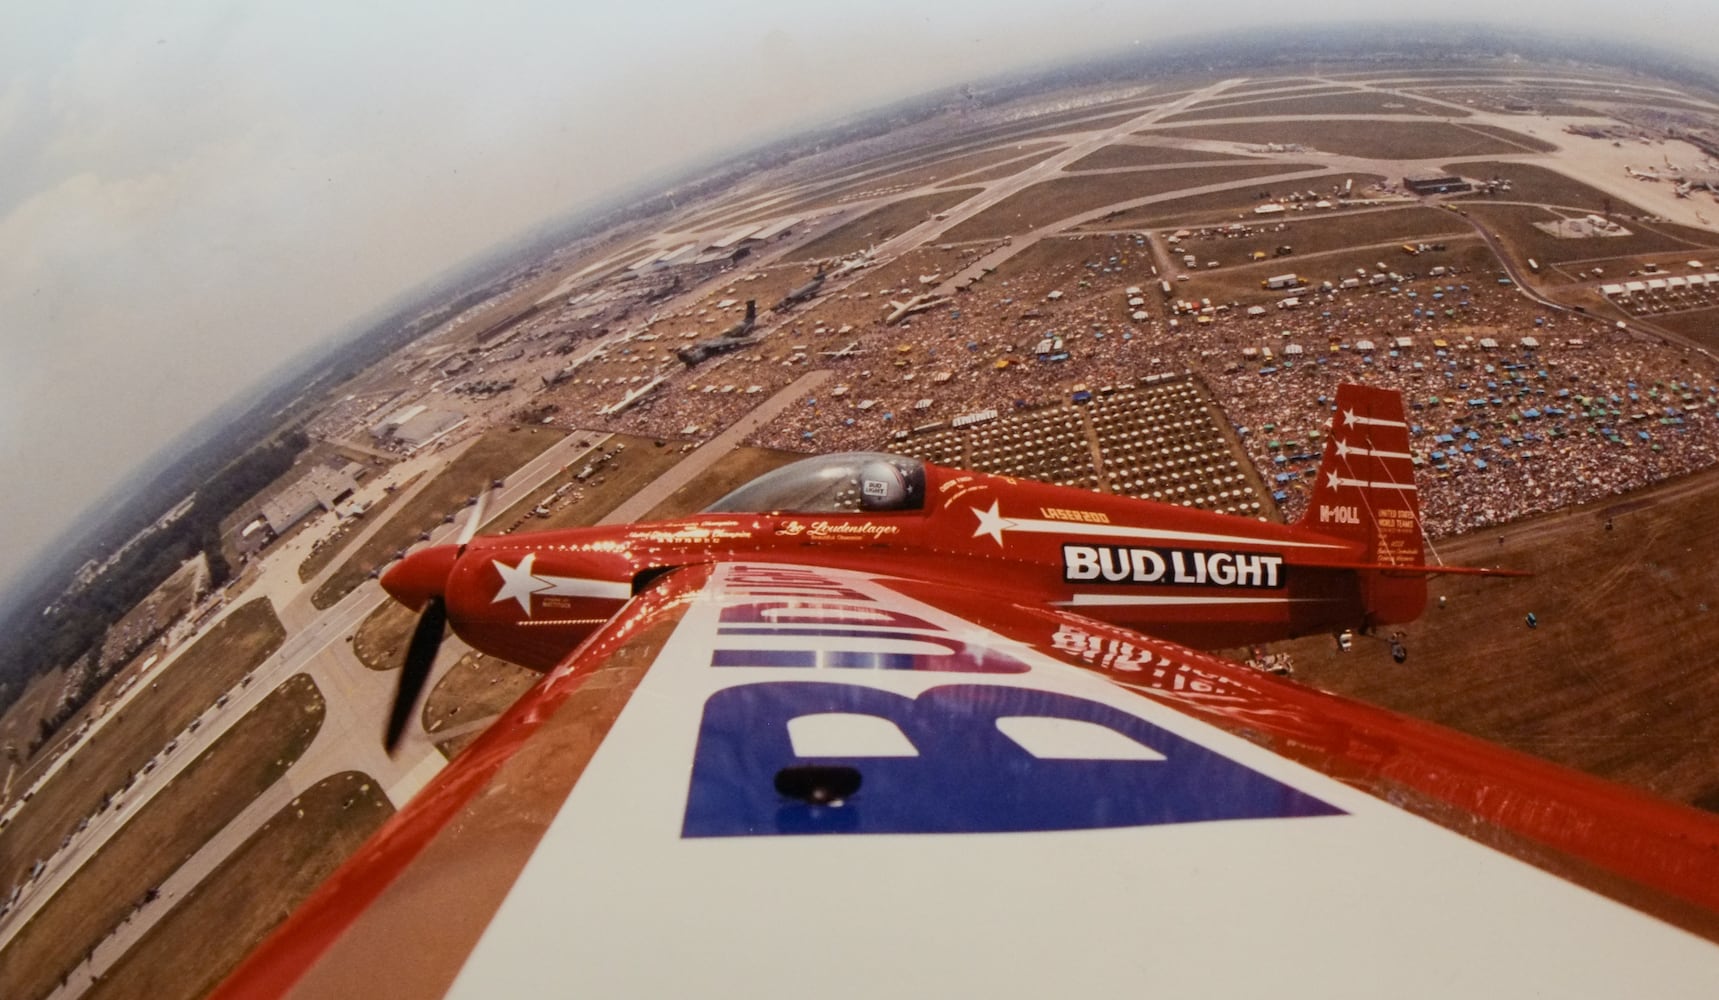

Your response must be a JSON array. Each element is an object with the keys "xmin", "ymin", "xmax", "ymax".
[
  {"xmin": 0, "ymin": 673, "xmax": 323, "ymax": 1000},
  {"xmin": 1214, "ymin": 79, "xmax": 1342, "ymax": 96},
  {"xmin": 1148, "ymin": 120, "xmax": 1551, "ymax": 159},
  {"xmin": 84, "ymin": 770, "xmax": 392, "ymax": 1000},
  {"xmin": 423, "ymin": 651, "xmax": 540, "ymax": 739},
  {"xmin": 786, "ymin": 189, "xmax": 982, "ymax": 263},
  {"xmin": 352, "ymin": 600, "xmax": 416, "ymax": 673},
  {"xmin": 312, "ymin": 426, "xmax": 567, "ymax": 609},
  {"xmin": 838, "ymin": 142, "xmax": 1057, "ymax": 198},
  {"xmin": 937, "ymin": 146, "xmax": 1064, "ymax": 186},
  {"xmin": 1262, "ymin": 468, "xmax": 1719, "ymax": 810},
  {"xmin": 1175, "ymin": 233, "xmax": 1485, "ymax": 306},
  {"xmin": 1642, "ymin": 307, "xmax": 1719, "ymax": 354},
  {"xmin": 0, "ymin": 599, "xmax": 284, "ymax": 893},
  {"xmin": 1160, "ymin": 91, "xmax": 1464, "ymax": 122},
  {"xmin": 639, "ymin": 447, "xmax": 806, "ymax": 519},
  {"xmin": 1450, "ymin": 161, "xmax": 1647, "ymax": 214},
  {"xmin": 295, "ymin": 472, "xmax": 420, "ymax": 583},
  {"xmin": 1169, "ymin": 205, "xmax": 1473, "ymax": 265},
  {"xmin": 1088, "ymin": 172, "xmax": 1388, "ymax": 229},
  {"xmin": 1464, "ymin": 204, "xmax": 1719, "ymax": 268},
  {"xmin": 0, "ymin": 665, "xmax": 65, "ymax": 770},
  {"xmin": 1063, "ymin": 143, "xmax": 1255, "ymax": 171},
  {"xmin": 940, "ymin": 163, "xmax": 1319, "ymax": 242}
]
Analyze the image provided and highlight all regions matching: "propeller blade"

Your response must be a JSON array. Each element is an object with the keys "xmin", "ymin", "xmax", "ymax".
[
  {"xmin": 385, "ymin": 595, "xmax": 446, "ymax": 752},
  {"xmin": 457, "ymin": 489, "xmax": 490, "ymax": 548}
]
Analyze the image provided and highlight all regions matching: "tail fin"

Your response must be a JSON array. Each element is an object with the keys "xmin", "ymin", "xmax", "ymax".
[
  {"xmin": 743, "ymin": 300, "xmax": 756, "ymax": 326},
  {"xmin": 1299, "ymin": 384, "xmax": 1426, "ymax": 626}
]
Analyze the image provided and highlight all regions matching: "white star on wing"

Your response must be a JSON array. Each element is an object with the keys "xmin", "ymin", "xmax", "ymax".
[
  {"xmin": 492, "ymin": 553, "xmax": 552, "ymax": 615},
  {"xmin": 971, "ymin": 501, "xmax": 1014, "ymax": 547}
]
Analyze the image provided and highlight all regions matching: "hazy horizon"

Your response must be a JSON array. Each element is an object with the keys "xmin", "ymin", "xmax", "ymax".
[{"xmin": 5, "ymin": 1, "xmax": 1719, "ymax": 605}]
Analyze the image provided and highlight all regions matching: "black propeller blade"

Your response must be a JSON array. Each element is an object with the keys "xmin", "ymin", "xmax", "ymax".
[{"xmin": 385, "ymin": 595, "xmax": 447, "ymax": 752}]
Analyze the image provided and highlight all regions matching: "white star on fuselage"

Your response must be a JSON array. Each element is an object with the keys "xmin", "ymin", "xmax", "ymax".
[
  {"xmin": 971, "ymin": 501, "xmax": 1014, "ymax": 547},
  {"xmin": 492, "ymin": 553, "xmax": 552, "ymax": 615}
]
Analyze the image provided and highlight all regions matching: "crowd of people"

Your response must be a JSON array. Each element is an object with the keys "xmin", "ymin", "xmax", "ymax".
[{"xmin": 393, "ymin": 227, "xmax": 1719, "ymax": 544}]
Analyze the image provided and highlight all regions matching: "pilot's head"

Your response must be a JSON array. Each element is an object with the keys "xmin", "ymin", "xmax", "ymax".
[{"xmin": 857, "ymin": 459, "xmax": 909, "ymax": 510}]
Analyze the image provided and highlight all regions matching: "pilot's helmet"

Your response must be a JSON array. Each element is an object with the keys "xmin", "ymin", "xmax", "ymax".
[{"xmin": 857, "ymin": 459, "xmax": 908, "ymax": 510}]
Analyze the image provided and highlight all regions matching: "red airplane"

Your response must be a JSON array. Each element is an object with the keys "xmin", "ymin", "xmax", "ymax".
[{"xmin": 215, "ymin": 384, "xmax": 1719, "ymax": 998}]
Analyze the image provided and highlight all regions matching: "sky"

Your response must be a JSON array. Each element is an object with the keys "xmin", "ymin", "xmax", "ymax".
[{"xmin": 2, "ymin": 1, "xmax": 1716, "ymax": 601}]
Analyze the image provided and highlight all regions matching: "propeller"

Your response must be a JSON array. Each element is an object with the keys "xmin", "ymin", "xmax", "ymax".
[
  {"xmin": 385, "ymin": 594, "xmax": 446, "ymax": 752},
  {"xmin": 380, "ymin": 483, "xmax": 494, "ymax": 753},
  {"xmin": 456, "ymin": 488, "xmax": 489, "ymax": 548}
]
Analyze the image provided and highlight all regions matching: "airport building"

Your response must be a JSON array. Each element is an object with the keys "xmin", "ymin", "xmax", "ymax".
[
  {"xmin": 1404, "ymin": 175, "xmax": 1473, "ymax": 196},
  {"xmin": 257, "ymin": 461, "xmax": 364, "ymax": 536},
  {"xmin": 371, "ymin": 404, "xmax": 468, "ymax": 452}
]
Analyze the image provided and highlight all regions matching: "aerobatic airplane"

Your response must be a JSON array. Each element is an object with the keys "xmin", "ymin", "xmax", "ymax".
[{"xmin": 215, "ymin": 384, "xmax": 1719, "ymax": 998}]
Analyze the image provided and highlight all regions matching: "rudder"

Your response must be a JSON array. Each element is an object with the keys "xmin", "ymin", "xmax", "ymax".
[{"xmin": 1298, "ymin": 384, "xmax": 1426, "ymax": 625}]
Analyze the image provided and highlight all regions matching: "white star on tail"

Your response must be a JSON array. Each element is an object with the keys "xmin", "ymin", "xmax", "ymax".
[
  {"xmin": 492, "ymin": 554, "xmax": 553, "ymax": 614},
  {"xmin": 971, "ymin": 501, "xmax": 1014, "ymax": 547}
]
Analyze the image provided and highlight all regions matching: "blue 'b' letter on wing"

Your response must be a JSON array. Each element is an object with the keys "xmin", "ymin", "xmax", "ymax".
[{"xmin": 682, "ymin": 682, "xmax": 1343, "ymax": 837}]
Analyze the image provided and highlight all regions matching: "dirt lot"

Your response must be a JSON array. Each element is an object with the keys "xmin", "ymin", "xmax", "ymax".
[
  {"xmin": 1063, "ymin": 143, "xmax": 1255, "ymax": 171},
  {"xmin": 1160, "ymin": 90, "xmax": 1465, "ymax": 122},
  {"xmin": 1149, "ymin": 120, "xmax": 1552, "ymax": 159},
  {"xmin": 0, "ymin": 599, "xmax": 284, "ymax": 892},
  {"xmin": 1258, "ymin": 468, "xmax": 1719, "ymax": 811},
  {"xmin": 85, "ymin": 770, "xmax": 392, "ymax": 1000},
  {"xmin": 0, "ymin": 673, "xmax": 322, "ymax": 1000},
  {"xmin": 941, "ymin": 163, "xmax": 1319, "ymax": 242},
  {"xmin": 787, "ymin": 189, "xmax": 982, "ymax": 263},
  {"xmin": 1090, "ymin": 172, "xmax": 1389, "ymax": 230},
  {"xmin": 313, "ymin": 426, "xmax": 567, "ymax": 609},
  {"xmin": 1450, "ymin": 161, "xmax": 1648, "ymax": 214}
]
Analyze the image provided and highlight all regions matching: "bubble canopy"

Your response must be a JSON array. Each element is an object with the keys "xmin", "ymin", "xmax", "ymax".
[{"xmin": 703, "ymin": 452, "xmax": 927, "ymax": 515}]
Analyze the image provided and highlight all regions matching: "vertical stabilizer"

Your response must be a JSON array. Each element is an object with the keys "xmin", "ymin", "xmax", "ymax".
[{"xmin": 1298, "ymin": 384, "xmax": 1426, "ymax": 625}]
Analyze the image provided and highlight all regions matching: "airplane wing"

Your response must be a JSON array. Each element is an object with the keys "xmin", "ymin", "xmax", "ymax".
[{"xmin": 216, "ymin": 561, "xmax": 1719, "ymax": 999}]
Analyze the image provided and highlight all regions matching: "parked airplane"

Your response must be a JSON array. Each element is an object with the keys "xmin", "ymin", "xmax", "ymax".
[
  {"xmin": 214, "ymin": 384, "xmax": 1719, "ymax": 998},
  {"xmin": 772, "ymin": 266, "xmax": 826, "ymax": 311},
  {"xmin": 717, "ymin": 299, "xmax": 756, "ymax": 339},
  {"xmin": 884, "ymin": 292, "xmax": 949, "ymax": 325},
  {"xmin": 820, "ymin": 340, "xmax": 861, "ymax": 358},
  {"xmin": 829, "ymin": 247, "xmax": 876, "ymax": 277}
]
